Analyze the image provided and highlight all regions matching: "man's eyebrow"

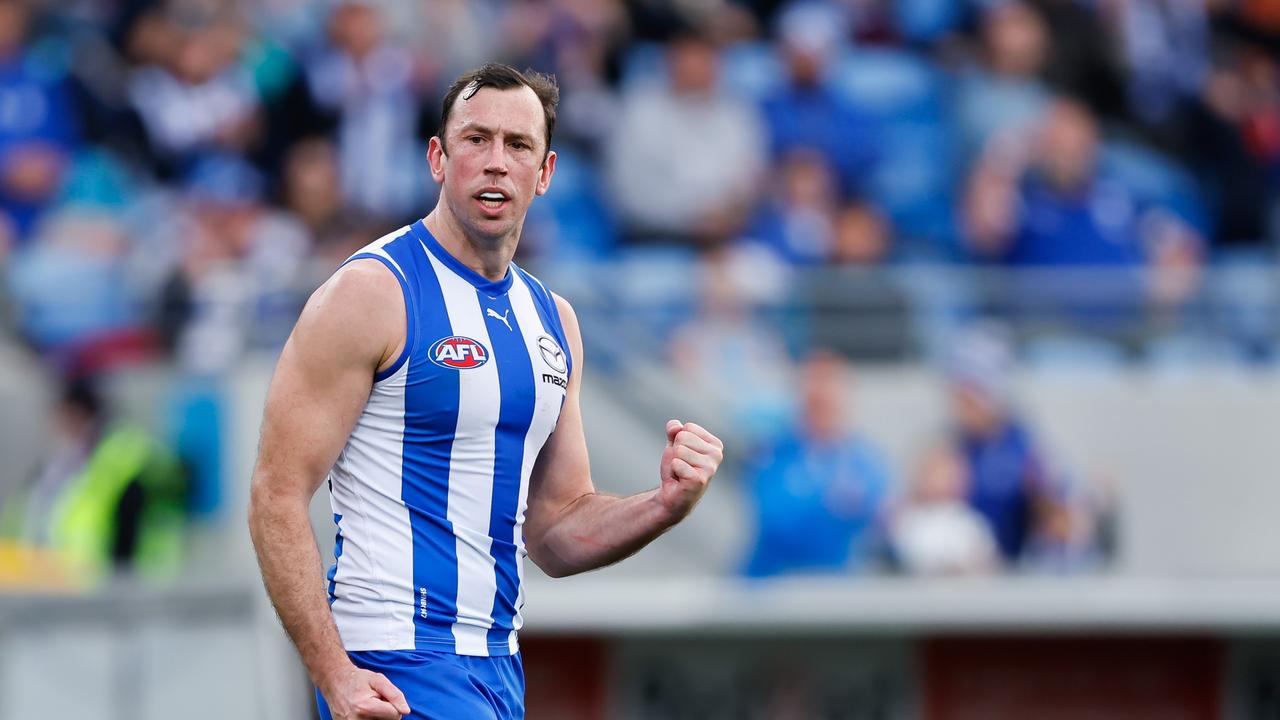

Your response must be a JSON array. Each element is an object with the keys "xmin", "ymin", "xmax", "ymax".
[
  {"xmin": 455, "ymin": 122, "xmax": 495, "ymax": 136},
  {"xmin": 455, "ymin": 122, "xmax": 536, "ymax": 145}
]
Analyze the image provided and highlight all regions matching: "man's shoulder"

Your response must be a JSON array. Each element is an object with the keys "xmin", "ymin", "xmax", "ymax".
[
  {"xmin": 307, "ymin": 225, "xmax": 418, "ymax": 331},
  {"xmin": 329, "ymin": 258, "xmax": 403, "ymax": 301},
  {"xmin": 344, "ymin": 224, "xmax": 418, "ymax": 266}
]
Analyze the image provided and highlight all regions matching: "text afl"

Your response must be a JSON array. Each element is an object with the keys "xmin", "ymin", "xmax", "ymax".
[{"xmin": 429, "ymin": 336, "xmax": 491, "ymax": 369}]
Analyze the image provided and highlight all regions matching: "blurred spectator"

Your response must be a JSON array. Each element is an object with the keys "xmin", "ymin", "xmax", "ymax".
[
  {"xmin": 890, "ymin": 440, "xmax": 997, "ymax": 575},
  {"xmin": 740, "ymin": 149, "xmax": 838, "ymax": 264},
  {"xmin": 504, "ymin": 0, "xmax": 628, "ymax": 79},
  {"xmin": 0, "ymin": 0, "xmax": 81, "ymax": 247},
  {"xmin": 743, "ymin": 351, "xmax": 891, "ymax": 577},
  {"xmin": 1019, "ymin": 480, "xmax": 1107, "ymax": 573},
  {"xmin": 1028, "ymin": 0, "xmax": 1126, "ymax": 118},
  {"xmin": 953, "ymin": 1, "xmax": 1052, "ymax": 164},
  {"xmin": 402, "ymin": 0, "xmax": 505, "ymax": 82},
  {"xmin": 761, "ymin": 2, "xmax": 876, "ymax": 198},
  {"xmin": 158, "ymin": 155, "xmax": 311, "ymax": 373},
  {"xmin": 830, "ymin": 199, "xmax": 892, "ymax": 267},
  {"xmin": 126, "ymin": 11, "xmax": 261, "ymax": 177},
  {"xmin": 605, "ymin": 23, "xmax": 765, "ymax": 245},
  {"xmin": 963, "ymin": 98, "xmax": 1204, "ymax": 333},
  {"xmin": 291, "ymin": 0, "xmax": 428, "ymax": 221},
  {"xmin": 7, "ymin": 209, "xmax": 148, "ymax": 368},
  {"xmin": 55, "ymin": 5, "xmax": 165, "ymax": 171},
  {"xmin": 946, "ymin": 324, "xmax": 1057, "ymax": 563},
  {"xmin": 279, "ymin": 136, "xmax": 343, "ymax": 239},
  {"xmin": 801, "ymin": 199, "xmax": 915, "ymax": 361},
  {"xmin": 1181, "ymin": 43, "xmax": 1279, "ymax": 250},
  {"xmin": 252, "ymin": 0, "xmax": 329, "ymax": 53},
  {"xmin": 1108, "ymin": 0, "xmax": 1209, "ymax": 128},
  {"xmin": 670, "ymin": 245, "xmax": 791, "ymax": 439},
  {"xmin": 965, "ymin": 99, "xmax": 1145, "ymax": 267},
  {"xmin": 0, "ymin": 376, "xmax": 187, "ymax": 586},
  {"xmin": 503, "ymin": 0, "xmax": 629, "ymax": 152}
]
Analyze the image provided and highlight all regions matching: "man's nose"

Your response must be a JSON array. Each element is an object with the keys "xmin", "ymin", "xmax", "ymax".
[{"xmin": 484, "ymin": 140, "xmax": 508, "ymax": 174}]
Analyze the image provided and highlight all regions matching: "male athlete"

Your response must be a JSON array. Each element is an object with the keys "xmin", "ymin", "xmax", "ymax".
[{"xmin": 248, "ymin": 64, "xmax": 724, "ymax": 719}]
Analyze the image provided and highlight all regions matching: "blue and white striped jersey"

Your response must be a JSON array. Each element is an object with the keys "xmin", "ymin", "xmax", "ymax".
[{"xmin": 325, "ymin": 220, "xmax": 572, "ymax": 657}]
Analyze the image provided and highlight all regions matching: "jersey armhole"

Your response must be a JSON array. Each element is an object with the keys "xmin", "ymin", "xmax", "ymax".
[
  {"xmin": 544, "ymin": 292, "xmax": 574, "ymax": 381},
  {"xmin": 342, "ymin": 253, "xmax": 416, "ymax": 382},
  {"xmin": 516, "ymin": 266, "xmax": 575, "ymax": 381}
]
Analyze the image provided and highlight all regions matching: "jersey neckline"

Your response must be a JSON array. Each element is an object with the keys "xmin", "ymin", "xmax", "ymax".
[{"xmin": 410, "ymin": 220, "xmax": 515, "ymax": 295}]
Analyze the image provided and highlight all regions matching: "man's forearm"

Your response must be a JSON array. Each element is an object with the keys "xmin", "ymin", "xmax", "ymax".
[
  {"xmin": 248, "ymin": 485, "xmax": 351, "ymax": 692},
  {"xmin": 531, "ymin": 489, "xmax": 677, "ymax": 577}
]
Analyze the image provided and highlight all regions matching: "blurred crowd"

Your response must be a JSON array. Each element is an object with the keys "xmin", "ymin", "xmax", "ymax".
[
  {"xmin": 0, "ymin": 0, "xmax": 1275, "ymax": 580},
  {"xmin": 734, "ymin": 327, "xmax": 1115, "ymax": 578},
  {"xmin": 0, "ymin": 0, "xmax": 1274, "ymax": 369}
]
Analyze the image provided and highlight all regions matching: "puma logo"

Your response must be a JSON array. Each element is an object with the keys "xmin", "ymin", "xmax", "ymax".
[{"xmin": 486, "ymin": 307, "xmax": 512, "ymax": 332}]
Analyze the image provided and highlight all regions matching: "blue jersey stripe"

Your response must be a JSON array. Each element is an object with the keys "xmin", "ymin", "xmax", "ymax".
[
  {"xmin": 389, "ymin": 234, "xmax": 462, "ymax": 651},
  {"xmin": 477, "ymin": 291, "xmax": 536, "ymax": 649},
  {"xmin": 327, "ymin": 512, "xmax": 344, "ymax": 606},
  {"xmin": 410, "ymin": 220, "xmax": 513, "ymax": 295}
]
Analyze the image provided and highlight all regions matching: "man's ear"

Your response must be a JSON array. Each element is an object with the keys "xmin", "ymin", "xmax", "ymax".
[
  {"xmin": 535, "ymin": 150, "xmax": 557, "ymax": 197},
  {"xmin": 427, "ymin": 136, "xmax": 446, "ymax": 183}
]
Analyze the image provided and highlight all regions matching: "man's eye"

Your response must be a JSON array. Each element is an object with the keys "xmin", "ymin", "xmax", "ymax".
[
  {"xmin": 468, "ymin": 136, "xmax": 484, "ymax": 144},
  {"xmin": 510, "ymin": 142, "xmax": 529, "ymax": 150}
]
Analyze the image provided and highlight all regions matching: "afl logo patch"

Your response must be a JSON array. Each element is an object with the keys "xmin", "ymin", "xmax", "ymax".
[
  {"xmin": 429, "ymin": 336, "xmax": 490, "ymax": 369},
  {"xmin": 537, "ymin": 336, "xmax": 568, "ymax": 374}
]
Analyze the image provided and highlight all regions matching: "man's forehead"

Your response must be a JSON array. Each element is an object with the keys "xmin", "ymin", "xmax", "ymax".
[{"xmin": 448, "ymin": 85, "xmax": 545, "ymax": 137}]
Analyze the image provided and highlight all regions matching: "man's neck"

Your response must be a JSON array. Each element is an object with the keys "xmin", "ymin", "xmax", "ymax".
[{"xmin": 423, "ymin": 207, "xmax": 518, "ymax": 282}]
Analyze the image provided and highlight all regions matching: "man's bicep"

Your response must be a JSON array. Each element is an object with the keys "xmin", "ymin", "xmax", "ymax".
[
  {"xmin": 525, "ymin": 392, "xmax": 594, "ymax": 529},
  {"xmin": 524, "ymin": 294, "xmax": 593, "ymax": 537},
  {"xmin": 253, "ymin": 265, "xmax": 401, "ymax": 499}
]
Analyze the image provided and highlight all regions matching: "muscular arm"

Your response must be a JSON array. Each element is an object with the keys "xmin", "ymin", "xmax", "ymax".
[
  {"xmin": 523, "ymin": 296, "xmax": 723, "ymax": 578},
  {"xmin": 247, "ymin": 260, "xmax": 409, "ymax": 718}
]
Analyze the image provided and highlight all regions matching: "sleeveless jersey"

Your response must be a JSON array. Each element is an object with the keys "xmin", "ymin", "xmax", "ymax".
[{"xmin": 325, "ymin": 220, "xmax": 572, "ymax": 657}]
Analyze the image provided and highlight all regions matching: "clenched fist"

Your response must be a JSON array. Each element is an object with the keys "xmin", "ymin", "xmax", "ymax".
[
  {"xmin": 322, "ymin": 666, "xmax": 410, "ymax": 719},
  {"xmin": 657, "ymin": 419, "xmax": 724, "ymax": 521}
]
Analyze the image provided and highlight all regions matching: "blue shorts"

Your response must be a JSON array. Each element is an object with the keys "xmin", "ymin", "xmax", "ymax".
[{"xmin": 316, "ymin": 650, "xmax": 524, "ymax": 720}]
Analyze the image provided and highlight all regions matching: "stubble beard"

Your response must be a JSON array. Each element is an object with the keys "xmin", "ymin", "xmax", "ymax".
[{"xmin": 447, "ymin": 193, "xmax": 523, "ymax": 254}]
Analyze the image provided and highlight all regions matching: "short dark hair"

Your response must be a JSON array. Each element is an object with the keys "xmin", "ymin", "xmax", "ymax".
[{"xmin": 439, "ymin": 63, "xmax": 559, "ymax": 160}]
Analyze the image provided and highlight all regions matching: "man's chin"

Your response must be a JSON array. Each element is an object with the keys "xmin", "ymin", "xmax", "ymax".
[{"xmin": 465, "ymin": 218, "xmax": 519, "ymax": 246}]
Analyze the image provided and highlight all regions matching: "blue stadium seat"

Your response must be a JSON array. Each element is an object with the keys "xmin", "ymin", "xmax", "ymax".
[
  {"xmin": 526, "ymin": 147, "xmax": 616, "ymax": 259},
  {"xmin": 829, "ymin": 48, "xmax": 957, "ymax": 254}
]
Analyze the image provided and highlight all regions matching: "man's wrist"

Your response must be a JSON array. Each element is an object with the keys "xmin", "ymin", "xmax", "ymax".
[
  {"xmin": 312, "ymin": 654, "xmax": 358, "ymax": 696},
  {"xmin": 646, "ymin": 489, "xmax": 686, "ymax": 529}
]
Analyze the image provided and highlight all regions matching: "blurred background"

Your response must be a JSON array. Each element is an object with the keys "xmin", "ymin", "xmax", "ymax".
[{"xmin": 0, "ymin": 0, "xmax": 1279, "ymax": 717}]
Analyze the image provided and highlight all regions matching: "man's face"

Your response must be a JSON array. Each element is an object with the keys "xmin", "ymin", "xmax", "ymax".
[
  {"xmin": 428, "ymin": 85, "xmax": 555, "ymax": 245},
  {"xmin": 1038, "ymin": 101, "xmax": 1098, "ymax": 191},
  {"xmin": 952, "ymin": 384, "xmax": 1002, "ymax": 436}
]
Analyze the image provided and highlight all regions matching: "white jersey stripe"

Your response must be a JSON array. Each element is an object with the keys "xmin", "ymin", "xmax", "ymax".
[{"xmin": 423, "ymin": 246, "xmax": 501, "ymax": 656}]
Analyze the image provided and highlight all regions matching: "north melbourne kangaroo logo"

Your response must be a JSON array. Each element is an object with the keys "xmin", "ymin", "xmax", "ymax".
[{"xmin": 486, "ymin": 307, "xmax": 512, "ymax": 332}]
